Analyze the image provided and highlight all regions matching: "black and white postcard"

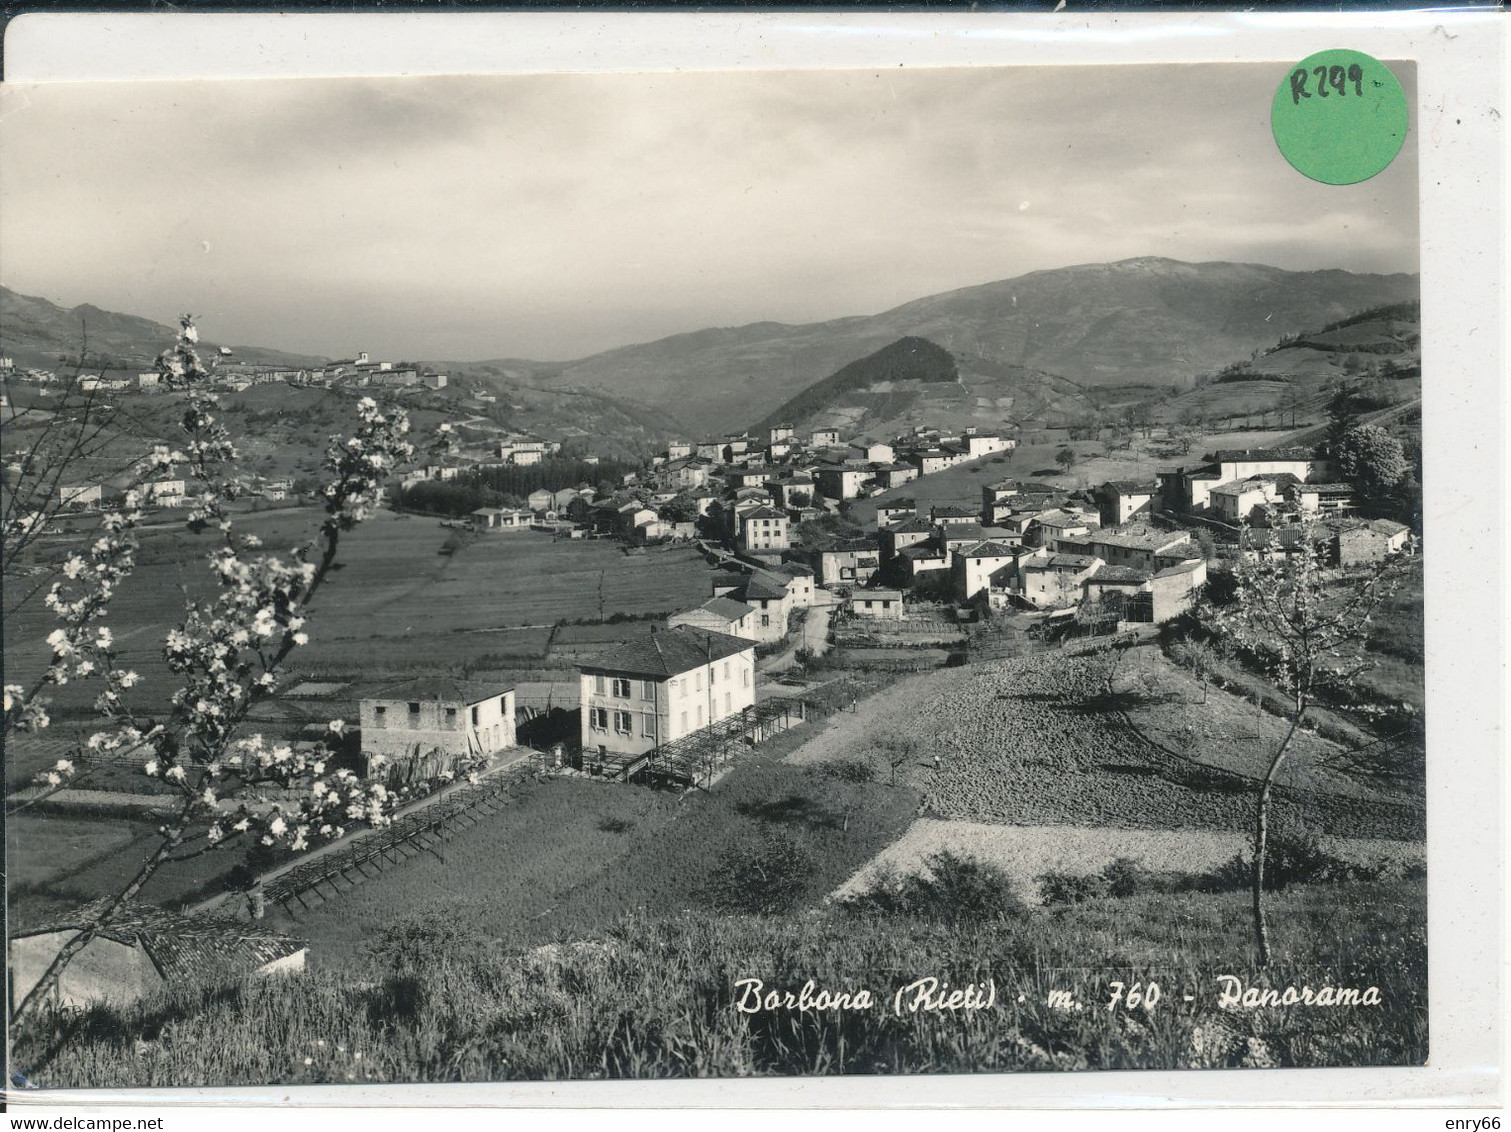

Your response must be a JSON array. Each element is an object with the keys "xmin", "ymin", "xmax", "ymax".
[{"xmin": 1, "ymin": 14, "xmax": 1502, "ymax": 1110}]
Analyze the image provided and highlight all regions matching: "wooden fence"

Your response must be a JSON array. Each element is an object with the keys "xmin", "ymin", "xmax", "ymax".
[{"xmin": 254, "ymin": 756, "xmax": 549, "ymax": 914}]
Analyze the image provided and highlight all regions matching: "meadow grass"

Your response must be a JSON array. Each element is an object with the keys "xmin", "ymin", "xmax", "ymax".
[{"xmin": 11, "ymin": 879, "xmax": 1426, "ymax": 1087}]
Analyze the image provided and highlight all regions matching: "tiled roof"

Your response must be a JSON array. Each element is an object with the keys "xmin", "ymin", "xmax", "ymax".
[
  {"xmin": 742, "ymin": 506, "xmax": 787, "ymax": 520},
  {"xmin": 740, "ymin": 572, "xmax": 792, "ymax": 601},
  {"xmin": 368, "ymin": 677, "xmax": 514, "ymax": 704},
  {"xmin": 1090, "ymin": 528, "xmax": 1189, "ymax": 551},
  {"xmin": 1368, "ymin": 519, "xmax": 1411, "ymax": 535},
  {"xmin": 1027, "ymin": 553, "xmax": 1100, "ymax": 570},
  {"xmin": 959, "ymin": 540, "xmax": 1019, "ymax": 558},
  {"xmin": 888, "ymin": 516, "xmax": 935, "ymax": 534},
  {"xmin": 1032, "ymin": 509, "xmax": 1092, "ymax": 527},
  {"xmin": 581, "ymin": 626, "xmax": 752, "ymax": 677},
  {"xmin": 1154, "ymin": 559, "xmax": 1205, "ymax": 579},
  {"xmin": 931, "ymin": 504, "xmax": 976, "ymax": 517},
  {"xmin": 680, "ymin": 596, "xmax": 755, "ymax": 622},
  {"xmin": 1090, "ymin": 564, "xmax": 1150, "ymax": 584},
  {"xmin": 1101, "ymin": 480, "xmax": 1158, "ymax": 495},
  {"xmin": 1295, "ymin": 482, "xmax": 1355, "ymax": 493},
  {"xmin": 899, "ymin": 543, "xmax": 946, "ymax": 560}
]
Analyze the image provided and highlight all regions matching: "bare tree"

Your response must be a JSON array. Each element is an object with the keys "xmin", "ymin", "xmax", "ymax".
[{"xmin": 1200, "ymin": 506, "xmax": 1406, "ymax": 965}]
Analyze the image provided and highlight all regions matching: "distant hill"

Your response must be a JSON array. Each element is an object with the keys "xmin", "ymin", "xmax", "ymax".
[
  {"xmin": 0, "ymin": 286, "xmax": 326, "ymax": 371},
  {"xmin": 754, "ymin": 336, "xmax": 1100, "ymax": 441},
  {"xmin": 1158, "ymin": 300, "xmax": 1422, "ymax": 430},
  {"xmin": 510, "ymin": 258, "xmax": 1418, "ymax": 435}
]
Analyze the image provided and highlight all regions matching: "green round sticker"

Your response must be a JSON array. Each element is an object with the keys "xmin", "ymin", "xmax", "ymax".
[{"xmin": 1271, "ymin": 50, "xmax": 1408, "ymax": 185}]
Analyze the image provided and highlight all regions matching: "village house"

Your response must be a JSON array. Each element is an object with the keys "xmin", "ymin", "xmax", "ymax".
[
  {"xmin": 1076, "ymin": 527, "xmax": 1194, "ymax": 573},
  {"xmin": 856, "ymin": 441, "xmax": 895, "ymax": 464},
  {"xmin": 930, "ymin": 504, "xmax": 978, "ymax": 527},
  {"xmin": 669, "ymin": 596, "xmax": 759, "ymax": 640},
  {"xmin": 1330, "ymin": 518, "xmax": 1412, "ymax": 565},
  {"xmin": 952, "ymin": 540, "xmax": 1022, "ymax": 603},
  {"xmin": 879, "ymin": 515, "xmax": 936, "ymax": 560},
  {"xmin": 694, "ymin": 441, "xmax": 724, "ymax": 461},
  {"xmin": 578, "ymin": 626, "xmax": 756, "ymax": 758},
  {"xmin": 814, "ymin": 465, "xmax": 873, "ymax": 501},
  {"xmin": 938, "ymin": 522, "xmax": 1017, "ymax": 556},
  {"xmin": 1023, "ymin": 507, "xmax": 1100, "ymax": 550},
  {"xmin": 359, "ymin": 677, "xmax": 517, "ymax": 774},
  {"xmin": 739, "ymin": 505, "xmax": 790, "ymax": 553},
  {"xmin": 874, "ymin": 463, "xmax": 920, "ymax": 490},
  {"xmin": 809, "ymin": 428, "xmax": 841, "ymax": 448},
  {"xmin": 768, "ymin": 474, "xmax": 815, "ymax": 509},
  {"xmin": 1017, "ymin": 552, "xmax": 1105, "ymax": 609},
  {"xmin": 767, "ymin": 424, "xmax": 795, "ymax": 444},
  {"xmin": 847, "ymin": 588, "xmax": 905, "ymax": 620},
  {"xmin": 423, "ymin": 373, "xmax": 449, "ymax": 389},
  {"xmin": 1208, "ymin": 474, "xmax": 1300, "ymax": 526},
  {"xmin": 526, "ymin": 488, "xmax": 554, "ymax": 513},
  {"xmin": 897, "ymin": 542, "xmax": 951, "ymax": 583},
  {"xmin": 812, "ymin": 539, "xmax": 882, "ymax": 588},
  {"xmin": 876, "ymin": 499, "xmax": 916, "ymax": 528},
  {"xmin": 666, "ymin": 441, "xmax": 693, "ymax": 461},
  {"xmin": 56, "ymin": 482, "xmax": 102, "ymax": 508},
  {"xmin": 1289, "ymin": 481, "xmax": 1358, "ymax": 516},
  {"xmin": 471, "ymin": 507, "xmax": 531, "ymax": 530},
  {"xmin": 1160, "ymin": 447, "xmax": 1334, "ymax": 515},
  {"xmin": 770, "ymin": 561, "xmax": 816, "ymax": 607},
  {"xmin": 1094, "ymin": 481, "xmax": 1158, "ymax": 527},
  {"xmin": 145, "ymin": 479, "xmax": 186, "ymax": 508},
  {"xmin": 962, "ymin": 432, "xmax": 1015, "ymax": 458},
  {"xmin": 9, "ymin": 902, "xmax": 306, "ymax": 1012}
]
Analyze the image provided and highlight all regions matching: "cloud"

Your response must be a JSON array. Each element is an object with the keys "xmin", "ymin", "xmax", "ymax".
[{"xmin": 0, "ymin": 63, "xmax": 1419, "ymax": 361}]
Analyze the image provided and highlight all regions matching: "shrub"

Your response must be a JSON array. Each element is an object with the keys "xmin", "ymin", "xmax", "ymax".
[
  {"xmin": 701, "ymin": 829, "xmax": 816, "ymax": 915},
  {"xmin": 843, "ymin": 850, "xmax": 1027, "ymax": 924},
  {"xmin": 1102, "ymin": 856, "xmax": 1147, "ymax": 898},
  {"xmin": 1038, "ymin": 870, "xmax": 1109, "ymax": 906},
  {"xmin": 819, "ymin": 757, "xmax": 877, "ymax": 784}
]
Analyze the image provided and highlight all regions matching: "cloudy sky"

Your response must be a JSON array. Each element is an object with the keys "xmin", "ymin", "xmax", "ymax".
[{"xmin": 0, "ymin": 64, "xmax": 1418, "ymax": 362}]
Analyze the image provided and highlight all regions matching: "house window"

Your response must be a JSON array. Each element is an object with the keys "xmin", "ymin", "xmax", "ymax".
[
  {"xmin": 641, "ymin": 681, "xmax": 654, "ymax": 701},
  {"xmin": 444, "ymin": 707, "xmax": 458, "ymax": 730},
  {"xmin": 408, "ymin": 702, "xmax": 421, "ymax": 727},
  {"xmin": 680, "ymin": 710, "xmax": 688, "ymax": 732},
  {"xmin": 612, "ymin": 678, "xmax": 631, "ymax": 698},
  {"xmin": 722, "ymin": 661, "xmax": 730, "ymax": 680},
  {"xmin": 709, "ymin": 665, "xmax": 717, "ymax": 686},
  {"xmin": 500, "ymin": 696, "xmax": 508, "ymax": 714},
  {"xmin": 642, "ymin": 712, "xmax": 656, "ymax": 737},
  {"xmin": 470, "ymin": 706, "xmax": 479, "ymax": 727},
  {"xmin": 374, "ymin": 705, "xmax": 387, "ymax": 729},
  {"xmin": 696, "ymin": 705, "xmax": 704, "ymax": 726},
  {"xmin": 761, "ymin": 614, "xmax": 770, "ymax": 627},
  {"xmin": 882, "ymin": 600, "xmax": 892, "ymax": 609},
  {"xmin": 694, "ymin": 671, "xmax": 701, "ymax": 691},
  {"xmin": 590, "ymin": 707, "xmax": 608, "ymax": 730},
  {"xmin": 724, "ymin": 692, "xmax": 731, "ymax": 713},
  {"xmin": 614, "ymin": 710, "xmax": 633, "ymax": 734},
  {"xmin": 741, "ymin": 666, "xmax": 750, "ymax": 688},
  {"xmin": 593, "ymin": 674, "xmax": 606, "ymax": 695}
]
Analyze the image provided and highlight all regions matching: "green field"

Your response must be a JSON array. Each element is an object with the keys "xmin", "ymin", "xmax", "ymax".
[
  {"xmin": 264, "ymin": 732, "xmax": 921, "ymax": 966},
  {"xmin": 4, "ymin": 511, "xmax": 720, "ymax": 720}
]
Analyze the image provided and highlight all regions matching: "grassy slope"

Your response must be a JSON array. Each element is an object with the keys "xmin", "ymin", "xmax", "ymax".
[
  {"xmin": 262, "ymin": 736, "xmax": 921, "ymax": 966},
  {"xmin": 5, "ymin": 514, "xmax": 719, "ymax": 719},
  {"xmin": 14, "ymin": 879, "xmax": 1426, "ymax": 1086},
  {"xmin": 784, "ymin": 646, "xmax": 1423, "ymax": 839}
]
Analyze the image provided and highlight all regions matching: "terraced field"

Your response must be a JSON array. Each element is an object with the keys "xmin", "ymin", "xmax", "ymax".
[{"xmin": 786, "ymin": 645, "xmax": 1423, "ymax": 840}]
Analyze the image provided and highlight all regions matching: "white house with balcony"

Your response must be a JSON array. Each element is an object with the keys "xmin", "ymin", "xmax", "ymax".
[{"xmin": 578, "ymin": 626, "xmax": 756, "ymax": 759}]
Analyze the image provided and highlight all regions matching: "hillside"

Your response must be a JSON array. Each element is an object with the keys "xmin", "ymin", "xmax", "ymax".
[
  {"xmin": 1158, "ymin": 300, "xmax": 1422, "ymax": 431},
  {"xmin": 514, "ymin": 258, "xmax": 1418, "ymax": 434},
  {"xmin": 754, "ymin": 336, "xmax": 1100, "ymax": 441},
  {"xmin": 0, "ymin": 286, "xmax": 325, "ymax": 371}
]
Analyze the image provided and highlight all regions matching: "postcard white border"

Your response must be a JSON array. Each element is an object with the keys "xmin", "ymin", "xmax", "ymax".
[{"xmin": 1, "ymin": 8, "xmax": 1504, "ymax": 1112}]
